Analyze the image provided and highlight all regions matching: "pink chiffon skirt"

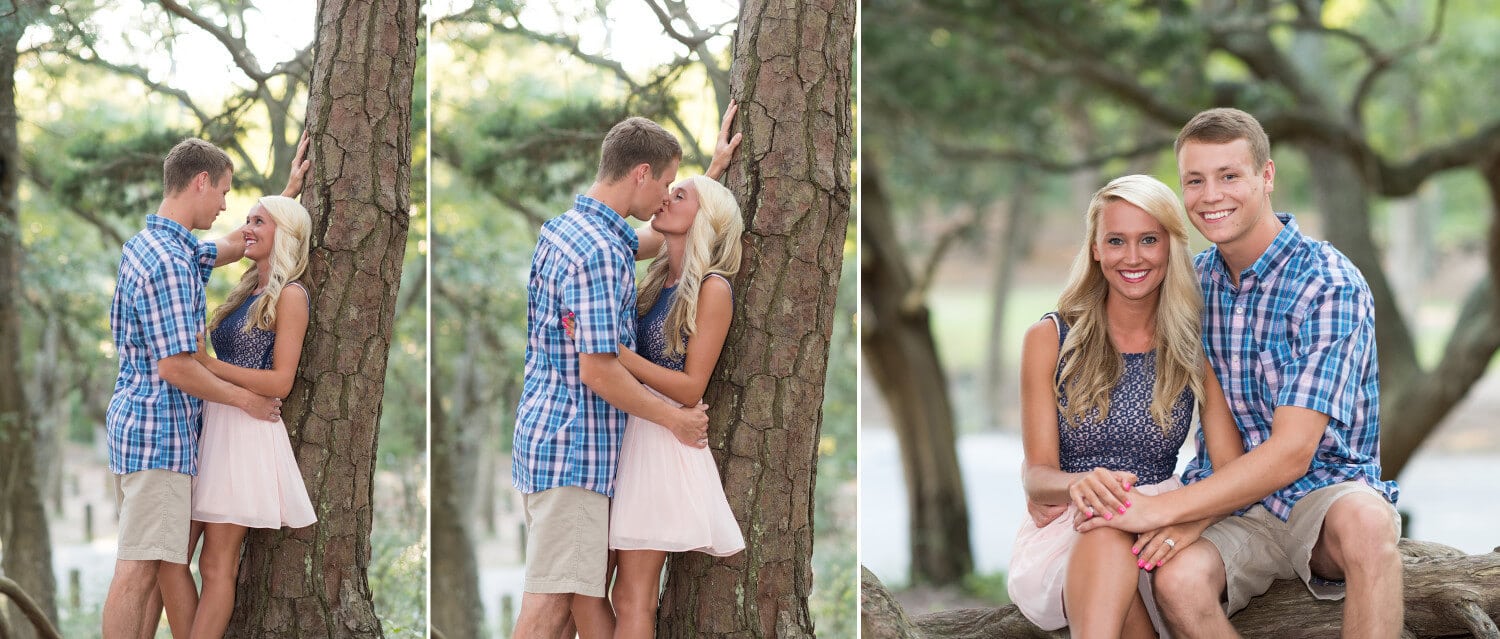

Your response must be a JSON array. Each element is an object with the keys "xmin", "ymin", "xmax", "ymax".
[
  {"xmin": 191, "ymin": 401, "xmax": 317, "ymax": 529},
  {"xmin": 609, "ymin": 388, "xmax": 744, "ymax": 556},
  {"xmin": 1007, "ymin": 475, "xmax": 1183, "ymax": 632}
]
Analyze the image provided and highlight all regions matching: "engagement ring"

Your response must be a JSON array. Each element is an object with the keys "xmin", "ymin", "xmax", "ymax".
[{"xmin": 1163, "ymin": 538, "xmax": 1176, "ymax": 549}]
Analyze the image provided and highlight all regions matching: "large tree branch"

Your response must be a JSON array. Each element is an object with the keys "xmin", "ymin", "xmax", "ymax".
[
  {"xmin": 55, "ymin": 48, "xmax": 215, "ymax": 125},
  {"xmin": 18, "ymin": 161, "xmax": 130, "ymax": 248},
  {"xmin": 485, "ymin": 17, "xmax": 711, "ymax": 170},
  {"xmin": 1348, "ymin": 0, "xmax": 1447, "ymax": 125},
  {"xmin": 863, "ymin": 541, "xmax": 1500, "ymax": 639},
  {"xmin": 642, "ymin": 0, "xmax": 715, "ymax": 48},
  {"xmin": 941, "ymin": 137, "xmax": 1176, "ymax": 174},
  {"xmin": 1377, "ymin": 121, "xmax": 1500, "ymax": 197},
  {"xmin": 157, "ymin": 0, "xmax": 269, "ymax": 82},
  {"xmin": 647, "ymin": 0, "xmax": 734, "ymax": 109}
]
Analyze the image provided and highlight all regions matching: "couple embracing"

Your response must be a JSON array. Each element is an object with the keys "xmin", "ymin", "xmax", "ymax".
[
  {"xmin": 511, "ymin": 104, "xmax": 749, "ymax": 639},
  {"xmin": 1011, "ymin": 108, "xmax": 1403, "ymax": 638},
  {"xmin": 103, "ymin": 135, "xmax": 319, "ymax": 639}
]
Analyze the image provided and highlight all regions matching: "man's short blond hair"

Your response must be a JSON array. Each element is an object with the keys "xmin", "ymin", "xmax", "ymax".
[
  {"xmin": 596, "ymin": 117, "xmax": 681, "ymax": 183},
  {"xmin": 1175, "ymin": 108, "xmax": 1271, "ymax": 169},
  {"xmin": 163, "ymin": 138, "xmax": 233, "ymax": 195}
]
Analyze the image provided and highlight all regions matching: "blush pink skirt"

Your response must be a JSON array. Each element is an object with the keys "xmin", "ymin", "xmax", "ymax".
[
  {"xmin": 1007, "ymin": 475, "xmax": 1183, "ymax": 632},
  {"xmin": 609, "ymin": 388, "xmax": 744, "ymax": 556},
  {"xmin": 191, "ymin": 401, "xmax": 317, "ymax": 529}
]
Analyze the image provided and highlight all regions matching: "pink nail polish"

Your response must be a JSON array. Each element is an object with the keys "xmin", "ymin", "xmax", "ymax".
[
  {"xmin": 1145, "ymin": 563, "xmax": 1155, "ymax": 570},
  {"xmin": 1125, "ymin": 500, "xmax": 1132, "ymax": 507},
  {"xmin": 1105, "ymin": 513, "xmax": 1113, "ymax": 521},
  {"xmin": 1124, "ymin": 484, "xmax": 1132, "ymax": 491},
  {"xmin": 1118, "ymin": 506, "xmax": 1127, "ymax": 514},
  {"xmin": 1132, "ymin": 547, "xmax": 1140, "ymax": 555},
  {"xmin": 1137, "ymin": 560, "xmax": 1145, "ymax": 568}
]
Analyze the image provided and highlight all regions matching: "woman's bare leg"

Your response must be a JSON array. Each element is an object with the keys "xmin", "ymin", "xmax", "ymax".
[
  {"xmin": 611, "ymin": 550, "xmax": 667, "ymax": 639},
  {"xmin": 1122, "ymin": 591, "xmax": 1158, "ymax": 639},
  {"xmin": 1064, "ymin": 527, "xmax": 1144, "ymax": 639},
  {"xmin": 187, "ymin": 522, "xmax": 248, "ymax": 639}
]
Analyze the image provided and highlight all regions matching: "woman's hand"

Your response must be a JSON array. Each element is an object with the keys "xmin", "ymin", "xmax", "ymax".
[
  {"xmin": 1067, "ymin": 467, "xmax": 1137, "ymax": 521},
  {"xmin": 1026, "ymin": 498, "xmax": 1068, "ymax": 528},
  {"xmin": 193, "ymin": 332, "xmax": 211, "ymax": 365},
  {"xmin": 561, "ymin": 311, "xmax": 577, "ymax": 341},
  {"xmin": 705, "ymin": 100, "xmax": 742, "ymax": 180},
  {"xmin": 280, "ymin": 131, "xmax": 311, "ymax": 198},
  {"xmin": 1133, "ymin": 519, "xmax": 1211, "ymax": 571}
]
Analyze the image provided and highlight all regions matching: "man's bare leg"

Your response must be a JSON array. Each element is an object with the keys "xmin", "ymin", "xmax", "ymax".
[
  {"xmin": 1151, "ymin": 540, "xmax": 1238, "ymax": 639},
  {"xmin": 1310, "ymin": 493, "xmax": 1403, "ymax": 639},
  {"xmin": 103, "ymin": 559, "xmax": 160, "ymax": 639},
  {"xmin": 515, "ymin": 592, "xmax": 573, "ymax": 639}
]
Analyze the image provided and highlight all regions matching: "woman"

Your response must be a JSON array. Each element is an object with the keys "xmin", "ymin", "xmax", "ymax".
[
  {"xmin": 611, "ymin": 172, "xmax": 747, "ymax": 637},
  {"xmin": 1008, "ymin": 175, "xmax": 1243, "ymax": 638},
  {"xmin": 158, "ymin": 136, "xmax": 318, "ymax": 639}
]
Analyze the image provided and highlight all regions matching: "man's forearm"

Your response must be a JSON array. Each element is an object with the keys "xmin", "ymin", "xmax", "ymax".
[
  {"xmin": 1165, "ymin": 437, "xmax": 1313, "ymax": 523},
  {"xmin": 579, "ymin": 354, "xmax": 681, "ymax": 424},
  {"xmin": 158, "ymin": 355, "xmax": 249, "ymax": 408}
]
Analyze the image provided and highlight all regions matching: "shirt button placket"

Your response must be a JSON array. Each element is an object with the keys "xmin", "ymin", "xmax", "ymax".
[{"xmin": 1231, "ymin": 287, "xmax": 1250, "ymax": 417}]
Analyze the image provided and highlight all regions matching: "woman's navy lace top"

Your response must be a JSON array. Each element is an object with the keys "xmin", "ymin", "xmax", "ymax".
[
  {"xmin": 637, "ymin": 274, "xmax": 731, "ymax": 372},
  {"xmin": 210, "ymin": 285, "xmax": 303, "ymax": 370},
  {"xmin": 1049, "ymin": 312, "xmax": 1193, "ymax": 485}
]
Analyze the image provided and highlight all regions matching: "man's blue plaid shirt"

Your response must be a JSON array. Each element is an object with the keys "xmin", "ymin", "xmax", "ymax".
[
  {"xmin": 106, "ymin": 215, "xmax": 217, "ymax": 475},
  {"xmin": 1183, "ymin": 213, "xmax": 1398, "ymax": 520},
  {"xmin": 512, "ymin": 195, "xmax": 639, "ymax": 498}
]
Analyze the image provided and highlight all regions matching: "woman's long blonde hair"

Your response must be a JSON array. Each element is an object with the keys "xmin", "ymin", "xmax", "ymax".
[
  {"xmin": 637, "ymin": 175, "xmax": 744, "ymax": 357},
  {"xmin": 1055, "ymin": 174, "xmax": 1203, "ymax": 431},
  {"xmin": 208, "ymin": 195, "xmax": 312, "ymax": 334}
]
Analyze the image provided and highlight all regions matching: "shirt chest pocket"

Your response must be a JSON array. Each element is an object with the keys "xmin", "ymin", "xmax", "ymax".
[{"xmin": 1253, "ymin": 347, "xmax": 1283, "ymax": 407}]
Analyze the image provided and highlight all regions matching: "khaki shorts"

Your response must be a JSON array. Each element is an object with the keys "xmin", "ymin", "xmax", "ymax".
[
  {"xmin": 523, "ymin": 486, "xmax": 610, "ymax": 597},
  {"xmin": 114, "ymin": 469, "xmax": 193, "ymax": 564},
  {"xmin": 1201, "ymin": 481, "xmax": 1399, "ymax": 614}
]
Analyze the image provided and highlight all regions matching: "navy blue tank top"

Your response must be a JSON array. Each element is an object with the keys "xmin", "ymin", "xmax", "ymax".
[
  {"xmin": 210, "ymin": 284, "xmax": 305, "ymax": 370},
  {"xmin": 1049, "ymin": 312, "xmax": 1193, "ymax": 485},
  {"xmin": 637, "ymin": 274, "xmax": 731, "ymax": 372}
]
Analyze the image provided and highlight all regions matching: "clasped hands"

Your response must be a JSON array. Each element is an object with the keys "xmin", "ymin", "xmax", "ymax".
[{"xmin": 1027, "ymin": 468, "xmax": 1198, "ymax": 571}]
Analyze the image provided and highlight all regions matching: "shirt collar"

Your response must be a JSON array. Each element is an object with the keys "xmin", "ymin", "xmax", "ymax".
[
  {"xmin": 1206, "ymin": 212, "xmax": 1299, "ymax": 287},
  {"xmin": 146, "ymin": 214, "xmax": 200, "ymax": 248},
  {"xmin": 573, "ymin": 194, "xmax": 640, "ymax": 254},
  {"xmin": 1242, "ymin": 212, "xmax": 1300, "ymax": 281}
]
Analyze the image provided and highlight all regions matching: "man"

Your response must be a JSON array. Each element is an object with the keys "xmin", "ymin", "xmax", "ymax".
[
  {"xmin": 1075, "ymin": 108, "xmax": 1403, "ymax": 637},
  {"xmin": 101, "ymin": 138, "xmax": 283, "ymax": 639},
  {"xmin": 511, "ymin": 117, "xmax": 711, "ymax": 639}
]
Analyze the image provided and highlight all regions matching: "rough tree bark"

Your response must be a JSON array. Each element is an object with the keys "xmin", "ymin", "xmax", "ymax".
[
  {"xmin": 861, "ymin": 541, "xmax": 1500, "ymax": 639},
  {"xmin": 226, "ymin": 0, "xmax": 419, "ymax": 636},
  {"xmin": 0, "ymin": 6, "xmax": 59, "ymax": 638},
  {"xmin": 657, "ymin": 0, "xmax": 854, "ymax": 635},
  {"xmin": 861, "ymin": 157, "xmax": 973, "ymax": 587}
]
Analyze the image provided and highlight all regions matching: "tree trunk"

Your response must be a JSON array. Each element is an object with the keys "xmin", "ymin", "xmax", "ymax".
[
  {"xmin": 657, "ymin": 1, "xmax": 854, "ymax": 635},
  {"xmin": 226, "ymin": 0, "xmax": 418, "ymax": 636},
  {"xmin": 861, "ymin": 157, "xmax": 973, "ymax": 587},
  {"xmin": 429, "ymin": 334, "xmax": 483, "ymax": 638},
  {"xmin": 0, "ymin": 7, "xmax": 59, "ymax": 638},
  {"xmin": 982, "ymin": 168, "xmax": 1038, "ymax": 431},
  {"xmin": 861, "ymin": 541, "xmax": 1500, "ymax": 639}
]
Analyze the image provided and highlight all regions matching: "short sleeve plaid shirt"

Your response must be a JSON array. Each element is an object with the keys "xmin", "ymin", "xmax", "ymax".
[
  {"xmin": 1182, "ymin": 213, "xmax": 1398, "ymax": 520},
  {"xmin": 106, "ymin": 215, "xmax": 218, "ymax": 475},
  {"xmin": 512, "ymin": 195, "xmax": 640, "ymax": 497}
]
